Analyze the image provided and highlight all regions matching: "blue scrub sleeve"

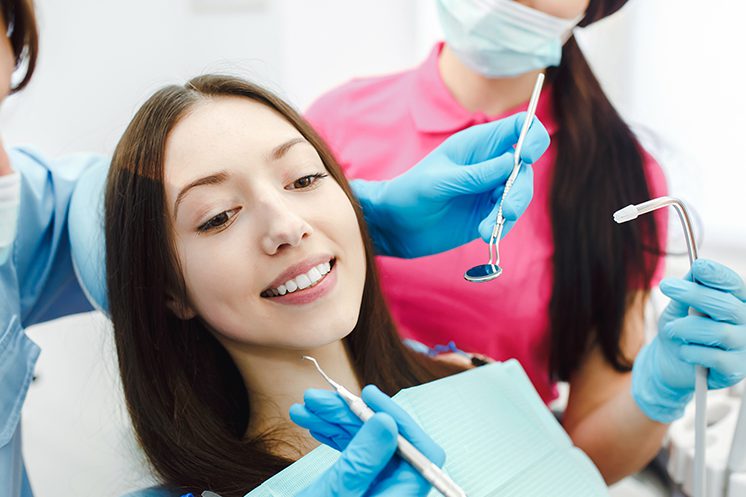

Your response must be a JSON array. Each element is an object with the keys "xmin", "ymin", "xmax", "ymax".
[
  {"xmin": 68, "ymin": 159, "xmax": 109, "ymax": 315},
  {"xmin": 0, "ymin": 149, "xmax": 108, "ymax": 497},
  {"xmin": 9, "ymin": 148, "xmax": 109, "ymax": 324}
]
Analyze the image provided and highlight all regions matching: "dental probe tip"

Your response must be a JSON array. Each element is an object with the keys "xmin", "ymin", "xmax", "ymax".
[{"xmin": 302, "ymin": 355, "xmax": 339, "ymax": 389}]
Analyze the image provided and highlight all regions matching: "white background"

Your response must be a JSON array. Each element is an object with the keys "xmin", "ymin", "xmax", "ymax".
[{"xmin": 6, "ymin": 0, "xmax": 745, "ymax": 495}]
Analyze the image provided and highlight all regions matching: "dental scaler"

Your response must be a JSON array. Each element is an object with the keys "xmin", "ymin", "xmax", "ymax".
[{"xmin": 302, "ymin": 356, "xmax": 468, "ymax": 497}]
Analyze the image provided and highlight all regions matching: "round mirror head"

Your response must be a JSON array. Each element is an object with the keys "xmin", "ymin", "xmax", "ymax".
[{"xmin": 464, "ymin": 264, "xmax": 502, "ymax": 282}]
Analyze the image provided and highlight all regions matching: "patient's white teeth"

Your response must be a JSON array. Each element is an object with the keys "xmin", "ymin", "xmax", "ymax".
[
  {"xmin": 296, "ymin": 274, "xmax": 312, "ymax": 290},
  {"xmin": 269, "ymin": 259, "xmax": 334, "ymax": 296},
  {"xmin": 308, "ymin": 267, "xmax": 322, "ymax": 283}
]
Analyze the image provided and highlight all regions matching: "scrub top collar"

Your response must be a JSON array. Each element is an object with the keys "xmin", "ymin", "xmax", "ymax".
[{"xmin": 408, "ymin": 42, "xmax": 557, "ymax": 136}]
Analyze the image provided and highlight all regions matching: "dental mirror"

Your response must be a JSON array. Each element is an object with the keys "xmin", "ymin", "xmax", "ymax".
[
  {"xmin": 464, "ymin": 263, "xmax": 502, "ymax": 282},
  {"xmin": 464, "ymin": 73, "xmax": 544, "ymax": 283}
]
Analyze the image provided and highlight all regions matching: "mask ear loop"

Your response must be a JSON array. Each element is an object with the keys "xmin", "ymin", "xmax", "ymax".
[{"xmin": 560, "ymin": 13, "xmax": 586, "ymax": 43}]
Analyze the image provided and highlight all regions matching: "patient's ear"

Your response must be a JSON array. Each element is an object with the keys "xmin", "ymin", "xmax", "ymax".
[{"xmin": 166, "ymin": 294, "xmax": 197, "ymax": 320}]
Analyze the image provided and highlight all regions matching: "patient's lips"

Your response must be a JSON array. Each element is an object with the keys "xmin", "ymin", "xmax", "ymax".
[{"xmin": 261, "ymin": 257, "xmax": 337, "ymax": 305}]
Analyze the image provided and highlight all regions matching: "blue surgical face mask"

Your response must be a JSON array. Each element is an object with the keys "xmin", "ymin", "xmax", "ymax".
[
  {"xmin": 0, "ymin": 172, "xmax": 20, "ymax": 264},
  {"xmin": 436, "ymin": 0, "xmax": 584, "ymax": 78}
]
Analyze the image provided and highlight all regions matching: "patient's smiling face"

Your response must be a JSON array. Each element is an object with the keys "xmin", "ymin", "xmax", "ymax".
[{"xmin": 163, "ymin": 96, "xmax": 366, "ymax": 352}]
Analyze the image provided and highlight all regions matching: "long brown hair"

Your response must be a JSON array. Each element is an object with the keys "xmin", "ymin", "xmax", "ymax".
[
  {"xmin": 1, "ymin": 0, "xmax": 38, "ymax": 92},
  {"xmin": 546, "ymin": 0, "xmax": 660, "ymax": 381},
  {"xmin": 105, "ymin": 75, "xmax": 458, "ymax": 496}
]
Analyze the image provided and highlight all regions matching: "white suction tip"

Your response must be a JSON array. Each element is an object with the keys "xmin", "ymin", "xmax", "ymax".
[{"xmin": 613, "ymin": 205, "xmax": 639, "ymax": 224}]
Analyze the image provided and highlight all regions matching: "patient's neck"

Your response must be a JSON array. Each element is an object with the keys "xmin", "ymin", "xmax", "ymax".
[{"xmin": 230, "ymin": 339, "xmax": 360, "ymax": 458}]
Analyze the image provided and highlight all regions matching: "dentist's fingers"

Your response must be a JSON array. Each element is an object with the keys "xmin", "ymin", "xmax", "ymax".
[
  {"xmin": 678, "ymin": 344, "xmax": 746, "ymax": 389},
  {"xmin": 361, "ymin": 385, "xmax": 445, "ymax": 467},
  {"xmin": 296, "ymin": 413, "xmax": 399, "ymax": 497},
  {"xmin": 664, "ymin": 315, "xmax": 746, "ymax": 350},
  {"xmin": 660, "ymin": 260, "xmax": 746, "ymax": 321},
  {"xmin": 449, "ymin": 152, "xmax": 515, "ymax": 195},
  {"xmin": 477, "ymin": 164, "xmax": 534, "ymax": 242},
  {"xmin": 660, "ymin": 279, "xmax": 746, "ymax": 324},
  {"xmin": 516, "ymin": 116, "xmax": 551, "ymax": 166},
  {"xmin": 301, "ymin": 389, "xmax": 362, "ymax": 429},
  {"xmin": 499, "ymin": 164, "xmax": 534, "ymax": 221},
  {"xmin": 442, "ymin": 112, "xmax": 550, "ymax": 165},
  {"xmin": 290, "ymin": 403, "xmax": 355, "ymax": 452},
  {"xmin": 691, "ymin": 259, "xmax": 746, "ymax": 301}
]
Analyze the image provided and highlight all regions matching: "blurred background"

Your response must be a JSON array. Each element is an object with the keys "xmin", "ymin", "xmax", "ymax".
[{"xmin": 3, "ymin": 0, "xmax": 745, "ymax": 495}]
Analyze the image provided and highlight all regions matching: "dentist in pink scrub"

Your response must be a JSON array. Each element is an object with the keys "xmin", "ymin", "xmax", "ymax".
[{"xmin": 305, "ymin": 0, "xmax": 672, "ymax": 482}]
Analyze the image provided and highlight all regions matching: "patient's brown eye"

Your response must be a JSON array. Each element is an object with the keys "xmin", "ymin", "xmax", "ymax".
[
  {"xmin": 197, "ymin": 208, "xmax": 239, "ymax": 233},
  {"xmin": 287, "ymin": 173, "xmax": 328, "ymax": 191},
  {"xmin": 295, "ymin": 176, "xmax": 313, "ymax": 188}
]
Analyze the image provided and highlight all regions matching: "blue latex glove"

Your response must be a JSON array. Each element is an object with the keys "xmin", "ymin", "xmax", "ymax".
[
  {"xmin": 353, "ymin": 112, "xmax": 550, "ymax": 258},
  {"xmin": 291, "ymin": 385, "xmax": 446, "ymax": 496},
  {"xmin": 632, "ymin": 259, "xmax": 746, "ymax": 423}
]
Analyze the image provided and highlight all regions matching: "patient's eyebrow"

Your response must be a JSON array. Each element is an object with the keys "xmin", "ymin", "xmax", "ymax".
[
  {"xmin": 270, "ymin": 137, "xmax": 308, "ymax": 161},
  {"xmin": 174, "ymin": 171, "xmax": 229, "ymax": 218}
]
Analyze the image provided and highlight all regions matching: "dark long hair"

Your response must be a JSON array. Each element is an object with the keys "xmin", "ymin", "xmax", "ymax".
[
  {"xmin": 546, "ymin": 0, "xmax": 660, "ymax": 381},
  {"xmin": 105, "ymin": 75, "xmax": 458, "ymax": 497},
  {"xmin": 1, "ymin": 0, "xmax": 38, "ymax": 92}
]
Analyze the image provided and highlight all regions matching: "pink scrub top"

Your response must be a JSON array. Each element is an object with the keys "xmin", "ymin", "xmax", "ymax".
[{"xmin": 305, "ymin": 43, "xmax": 668, "ymax": 404}]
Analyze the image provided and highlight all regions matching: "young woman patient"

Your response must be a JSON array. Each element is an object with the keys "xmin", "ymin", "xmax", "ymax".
[
  {"xmin": 102, "ymin": 72, "xmax": 746, "ymax": 497},
  {"xmin": 105, "ymin": 75, "xmax": 465, "ymax": 496}
]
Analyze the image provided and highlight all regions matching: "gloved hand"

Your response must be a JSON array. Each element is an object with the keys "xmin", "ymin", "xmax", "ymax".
[
  {"xmin": 632, "ymin": 259, "xmax": 746, "ymax": 423},
  {"xmin": 353, "ymin": 112, "xmax": 550, "ymax": 258},
  {"xmin": 291, "ymin": 385, "xmax": 446, "ymax": 496}
]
